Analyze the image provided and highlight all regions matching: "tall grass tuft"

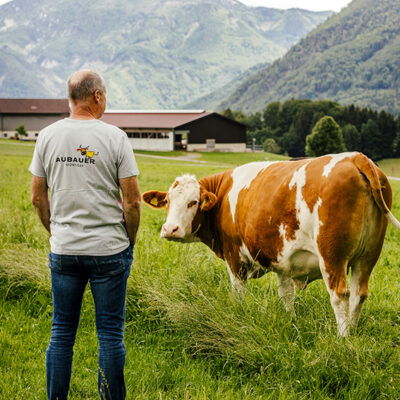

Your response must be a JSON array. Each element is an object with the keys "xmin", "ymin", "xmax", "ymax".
[{"xmin": 0, "ymin": 245, "xmax": 49, "ymax": 296}]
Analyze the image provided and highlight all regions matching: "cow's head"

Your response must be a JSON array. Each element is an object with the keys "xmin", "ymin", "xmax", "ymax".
[{"xmin": 142, "ymin": 174, "xmax": 217, "ymax": 241}]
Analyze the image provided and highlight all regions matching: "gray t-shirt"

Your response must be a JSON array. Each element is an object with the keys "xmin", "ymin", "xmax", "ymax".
[{"xmin": 29, "ymin": 118, "xmax": 139, "ymax": 256}]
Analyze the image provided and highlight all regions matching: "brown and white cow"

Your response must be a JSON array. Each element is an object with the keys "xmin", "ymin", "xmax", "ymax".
[{"xmin": 143, "ymin": 152, "xmax": 400, "ymax": 336}]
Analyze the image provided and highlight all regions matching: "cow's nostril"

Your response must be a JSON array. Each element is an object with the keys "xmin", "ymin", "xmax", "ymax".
[{"xmin": 172, "ymin": 226, "xmax": 179, "ymax": 233}]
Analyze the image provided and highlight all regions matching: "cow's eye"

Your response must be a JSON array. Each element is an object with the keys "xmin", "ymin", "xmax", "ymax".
[{"xmin": 187, "ymin": 200, "xmax": 198, "ymax": 208}]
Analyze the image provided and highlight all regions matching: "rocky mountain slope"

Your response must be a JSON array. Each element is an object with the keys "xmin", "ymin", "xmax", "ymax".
[
  {"xmin": 0, "ymin": 0, "xmax": 331, "ymax": 108},
  {"xmin": 217, "ymin": 0, "xmax": 400, "ymax": 114}
]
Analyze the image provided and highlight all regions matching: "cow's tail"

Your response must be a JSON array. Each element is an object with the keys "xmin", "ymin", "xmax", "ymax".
[{"xmin": 353, "ymin": 153, "xmax": 400, "ymax": 230}]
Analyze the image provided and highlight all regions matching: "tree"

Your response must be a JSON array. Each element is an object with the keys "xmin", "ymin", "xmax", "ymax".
[
  {"xmin": 263, "ymin": 138, "xmax": 281, "ymax": 154},
  {"xmin": 342, "ymin": 124, "xmax": 361, "ymax": 151},
  {"xmin": 360, "ymin": 119, "xmax": 382, "ymax": 160},
  {"xmin": 246, "ymin": 112, "xmax": 263, "ymax": 131},
  {"xmin": 281, "ymin": 130, "xmax": 305, "ymax": 157},
  {"xmin": 263, "ymin": 102, "xmax": 281, "ymax": 130},
  {"xmin": 394, "ymin": 115, "xmax": 400, "ymax": 157},
  {"xmin": 14, "ymin": 125, "xmax": 28, "ymax": 140},
  {"xmin": 221, "ymin": 109, "xmax": 248, "ymax": 126},
  {"xmin": 377, "ymin": 110, "xmax": 396, "ymax": 158},
  {"xmin": 305, "ymin": 116, "xmax": 346, "ymax": 157}
]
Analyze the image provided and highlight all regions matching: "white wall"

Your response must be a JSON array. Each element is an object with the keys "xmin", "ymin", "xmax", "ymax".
[
  {"xmin": 128, "ymin": 133, "xmax": 174, "ymax": 151},
  {"xmin": 187, "ymin": 143, "xmax": 246, "ymax": 152},
  {"xmin": 1, "ymin": 130, "xmax": 38, "ymax": 140}
]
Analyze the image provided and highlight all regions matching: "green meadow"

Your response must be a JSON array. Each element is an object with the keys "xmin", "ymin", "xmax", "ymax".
[{"xmin": 1, "ymin": 141, "xmax": 399, "ymax": 399}]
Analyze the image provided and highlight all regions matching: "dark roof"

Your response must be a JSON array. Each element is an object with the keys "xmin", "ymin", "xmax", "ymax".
[
  {"xmin": 0, "ymin": 99, "xmax": 69, "ymax": 114},
  {"xmin": 101, "ymin": 111, "xmax": 212, "ymax": 129}
]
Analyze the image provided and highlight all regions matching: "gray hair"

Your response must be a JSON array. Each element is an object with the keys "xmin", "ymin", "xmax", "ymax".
[{"xmin": 67, "ymin": 70, "xmax": 106, "ymax": 102}]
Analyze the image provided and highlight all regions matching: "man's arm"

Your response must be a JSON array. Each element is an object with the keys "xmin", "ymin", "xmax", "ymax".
[
  {"xmin": 31, "ymin": 176, "xmax": 51, "ymax": 234},
  {"xmin": 119, "ymin": 176, "xmax": 141, "ymax": 246}
]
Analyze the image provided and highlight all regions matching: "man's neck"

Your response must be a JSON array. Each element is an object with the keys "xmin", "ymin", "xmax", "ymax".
[{"xmin": 69, "ymin": 103, "xmax": 99, "ymax": 120}]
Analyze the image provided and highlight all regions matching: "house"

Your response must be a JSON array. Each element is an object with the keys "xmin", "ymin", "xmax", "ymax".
[
  {"xmin": 0, "ymin": 99, "xmax": 69, "ymax": 140},
  {"xmin": 101, "ymin": 110, "xmax": 247, "ymax": 152}
]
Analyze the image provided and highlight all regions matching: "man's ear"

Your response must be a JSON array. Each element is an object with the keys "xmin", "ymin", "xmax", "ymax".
[
  {"xmin": 200, "ymin": 191, "xmax": 217, "ymax": 211},
  {"xmin": 142, "ymin": 191, "xmax": 168, "ymax": 208}
]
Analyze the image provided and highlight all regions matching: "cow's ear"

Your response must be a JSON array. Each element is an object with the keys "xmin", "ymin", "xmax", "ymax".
[
  {"xmin": 142, "ymin": 191, "xmax": 168, "ymax": 208},
  {"xmin": 200, "ymin": 191, "xmax": 217, "ymax": 211}
]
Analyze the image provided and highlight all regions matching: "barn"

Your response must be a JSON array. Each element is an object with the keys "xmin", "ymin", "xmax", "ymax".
[
  {"xmin": 0, "ymin": 100, "xmax": 247, "ymax": 152},
  {"xmin": 0, "ymin": 99, "xmax": 69, "ymax": 140},
  {"xmin": 101, "ymin": 110, "xmax": 247, "ymax": 152}
]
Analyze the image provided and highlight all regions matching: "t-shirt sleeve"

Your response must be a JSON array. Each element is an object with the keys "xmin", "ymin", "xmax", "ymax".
[
  {"xmin": 28, "ymin": 135, "xmax": 46, "ymax": 178},
  {"xmin": 117, "ymin": 133, "xmax": 140, "ymax": 179}
]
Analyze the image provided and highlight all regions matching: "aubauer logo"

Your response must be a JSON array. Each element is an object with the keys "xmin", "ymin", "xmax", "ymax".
[
  {"xmin": 76, "ymin": 145, "xmax": 99, "ymax": 158},
  {"xmin": 55, "ymin": 145, "xmax": 99, "ymax": 165}
]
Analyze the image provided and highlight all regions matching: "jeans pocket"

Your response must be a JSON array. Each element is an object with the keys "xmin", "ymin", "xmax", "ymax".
[
  {"xmin": 49, "ymin": 253, "xmax": 80, "ymax": 275},
  {"xmin": 94, "ymin": 254, "xmax": 127, "ymax": 276}
]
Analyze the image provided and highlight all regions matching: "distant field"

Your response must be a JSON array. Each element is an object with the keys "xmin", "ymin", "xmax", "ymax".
[
  {"xmin": 1, "ymin": 141, "xmax": 400, "ymax": 399},
  {"xmin": 377, "ymin": 158, "xmax": 400, "ymax": 177},
  {"xmin": 133, "ymin": 149, "xmax": 400, "ymax": 174},
  {"xmin": 135, "ymin": 149, "xmax": 289, "ymax": 166},
  {"xmin": 135, "ymin": 150, "xmax": 185, "ymax": 158}
]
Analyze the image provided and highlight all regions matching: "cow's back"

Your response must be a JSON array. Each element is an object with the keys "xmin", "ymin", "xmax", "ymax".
[{"xmin": 225, "ymin": 154, "xmax": 390, "ymax": 280}]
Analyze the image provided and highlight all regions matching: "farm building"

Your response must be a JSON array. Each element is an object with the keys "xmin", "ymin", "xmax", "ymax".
[
  {"xmin": 101, "ymin": 110, "xmax": 247, "ymax": 152},
  {"xmin": 0, "ymin": 98, "xmax": 69, "ymax": 140},
  {"xmin": 0, "ymin": 99, "xmax": 247, "ymax": 152}
]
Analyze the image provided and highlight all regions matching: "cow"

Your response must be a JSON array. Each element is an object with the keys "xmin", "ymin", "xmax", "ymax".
[{"xmin": 142, "ymin": 152, "xmax": 400, "ymax": 336}]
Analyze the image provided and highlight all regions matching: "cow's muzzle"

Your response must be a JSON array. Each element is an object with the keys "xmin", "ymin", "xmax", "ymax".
[{"xmin": 161, "ymin": 223, "xmax": 183, "ymax": 239}]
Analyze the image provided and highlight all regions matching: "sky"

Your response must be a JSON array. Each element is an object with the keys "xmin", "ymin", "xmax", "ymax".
[{"xmin": 0, "ymin": 0, "xmax": 352, "ymax": 12}]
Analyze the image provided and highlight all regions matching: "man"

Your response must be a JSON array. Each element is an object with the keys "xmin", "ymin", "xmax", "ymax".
[{"xmin": 29, "ymin": 70, "xmax": 141, "ymax": 400}]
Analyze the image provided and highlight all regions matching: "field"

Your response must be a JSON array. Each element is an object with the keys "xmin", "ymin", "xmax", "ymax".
[{"xmin": 1, "ymin": 141, "xmax": 400, "ymax": 399}]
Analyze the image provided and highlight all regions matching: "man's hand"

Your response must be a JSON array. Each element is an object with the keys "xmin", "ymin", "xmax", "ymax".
[
  {"xmin": 119, "ymin": 176, "xmax": 141, "ymax": 246},
  {"xmin": 31, "ymin": 176, "xmax": 51, "ymax": 234}
]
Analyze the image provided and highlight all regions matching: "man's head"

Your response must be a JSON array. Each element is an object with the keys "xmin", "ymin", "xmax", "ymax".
[{"xmin": 67, "ymin": 70, "xmax": 107, "ymax": 118}]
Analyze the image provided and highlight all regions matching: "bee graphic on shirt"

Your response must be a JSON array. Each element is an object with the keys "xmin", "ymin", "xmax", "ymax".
[{"xmin": 76, "ymin": 145, "xmax": 99, "ymax": 158}]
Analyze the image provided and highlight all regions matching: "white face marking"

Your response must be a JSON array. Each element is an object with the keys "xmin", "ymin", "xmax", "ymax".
[
  {"xmin": 322, "ymin": 152, "xmax": 358, "ymax": 177},
  {"xmin": 162, "ymin": 174, "xmax": 200, "ymax": 239},
  {"xmin": 274, "ymin": 162, "xmax": 323, "ymax": 279},
  {"xmin": 228, "ymin": 161, "xmax": 278, "ymax": 222}
]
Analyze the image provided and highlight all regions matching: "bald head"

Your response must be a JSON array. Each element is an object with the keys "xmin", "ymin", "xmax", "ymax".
[{"xmin": 67, "ymin": 70, "xmax": 106, "ymax": 103}]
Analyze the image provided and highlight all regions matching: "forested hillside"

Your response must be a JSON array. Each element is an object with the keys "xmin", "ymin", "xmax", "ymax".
[
  {"xmin": 223, "ymin": 99, "xmax": 400, "ymax": 160},
  {"xmin": 0, "ymin": 0, "xmax": 331, "ymax": 108},
  {"xmin": 218, "ymin": 0, "xmax": 400, "ymax": 114}
]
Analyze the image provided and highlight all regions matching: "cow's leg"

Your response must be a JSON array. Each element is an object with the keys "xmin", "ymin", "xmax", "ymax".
[
  {"xmin": 349, "ymin": 262, "xmax": 372, "ymax": 329},
  {"xmin": 319, "ymin": 258, "xmax": 350, "ymax": 337},
  {"xmin": 225, "ymin": 262, "xmax": 246, "ymax": 295},
  {"xmin": 277, "ymin": 274, "xmax": 296, "ymax": 315}
]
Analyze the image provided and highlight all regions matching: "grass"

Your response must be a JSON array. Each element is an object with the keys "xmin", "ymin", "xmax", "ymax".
[
  {"xmin": 135, "ymin": 150, "xmax": 186, "ymax": 158},
  {"xmin": 1, "ymin": 141, "xmax": 400, "ymax": 399},
  {"xmin": 377, "ymin": 158, "xmax": 400, "ymax": 177},
  {"xmin": 196, "ymin": 151, "xmax": 289, "ymax": 164},
  {"xmin": 133, "ymin": 148, "xmax": 289, "ymax": 166}
]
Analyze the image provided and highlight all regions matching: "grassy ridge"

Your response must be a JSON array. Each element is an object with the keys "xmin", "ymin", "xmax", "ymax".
[{"xmin": 1, "ymin": 142, "xmax": 400, "ymax": 399}]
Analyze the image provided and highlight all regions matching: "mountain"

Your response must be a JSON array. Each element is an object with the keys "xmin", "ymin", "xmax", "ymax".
[
  {"xmin": 0, "ymin": 0, "xmax": 331, "ymax": 108},
  {"xmin": 184, "ymin": 61, "xmax": 269, "ymax": 109},
  {"xmin": 217, "ymin": 0, "xmax": 400, "ymax": 114}
]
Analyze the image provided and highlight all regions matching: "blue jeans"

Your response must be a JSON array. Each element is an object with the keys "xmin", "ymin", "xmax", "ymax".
[{"xmin": 46, "ymin": 246, "xmax": 133, "ymax": 400}]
